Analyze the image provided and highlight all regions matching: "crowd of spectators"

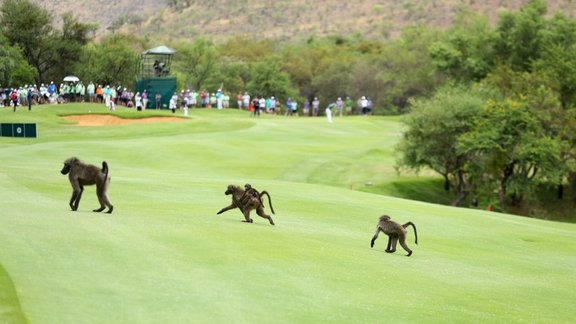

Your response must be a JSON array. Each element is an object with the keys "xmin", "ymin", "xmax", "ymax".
[
  {"xmin": 233, "ymin": 92, "xmax": 373, "ymax": 117},
  {"xmin": 1, "ymin": 82, "xmax": 63, "ymax": 108},
  {"xmin": 2, "ymin": 81, "xmax": 374, "ymax": 116}
]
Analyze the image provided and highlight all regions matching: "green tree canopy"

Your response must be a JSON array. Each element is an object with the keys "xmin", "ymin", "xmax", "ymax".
[
  {"xmin": 247, "ymin": 56, "xmax": 297, "ymax": 100},
  {"xmin": 0, "ymin": 33, "xmax": 35, "ymax": 86},
  {"xmin": 77, "ymin": 35, "xmax": 141, "ymax": 87},
  {"xmin": 458, "ymin": 98, "xmax": 568, "ymax": 209},
  {"xmin": 0, "ymin": 0, "xmax": 90, "ymax": 84},
  {"xmin": 173, "ymin": 38, "xmax": 218, "ymax": 91},
  {"xmin": 396, "ymin": 85, "xmax": 488, "ymax": 205}
]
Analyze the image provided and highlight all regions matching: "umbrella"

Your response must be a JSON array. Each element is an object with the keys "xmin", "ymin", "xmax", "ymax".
[{"xmin": 63, "ymin": 75, "xmax": 79, "ymax": 82}]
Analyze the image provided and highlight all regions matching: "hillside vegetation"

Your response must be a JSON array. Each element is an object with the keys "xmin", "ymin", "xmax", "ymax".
[{"xmin": 30, "ymin": 0, "xmax": 576, "ymax": 41}]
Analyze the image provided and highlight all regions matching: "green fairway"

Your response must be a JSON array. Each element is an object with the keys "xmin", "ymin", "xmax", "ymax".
[{"xmin": 0, "ymin": 104, "xmax": 575, "ymax": 323}]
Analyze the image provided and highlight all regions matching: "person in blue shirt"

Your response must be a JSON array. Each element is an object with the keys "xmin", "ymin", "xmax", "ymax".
[{"xmin": 216, "ymin": 89, "xmax": 223, "ymax": 110}]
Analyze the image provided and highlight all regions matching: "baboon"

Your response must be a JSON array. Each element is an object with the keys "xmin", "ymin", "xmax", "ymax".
[
  {"xmin": 217, "ymin": 184, "xmax": 275, "ymax": 225},
  {"xmin": 370, "ymin": 215, "xmax": 417, "ymax": 256},
  {"xmin": 60, "ymin": 157, "xmax": 114, "ymax": 213},
  {"xmin": 241, "ymin": 183, "xmax": 262, "ymax": 206}
]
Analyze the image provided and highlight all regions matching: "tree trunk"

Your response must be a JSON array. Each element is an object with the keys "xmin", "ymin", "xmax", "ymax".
[
  {"xmin": 568, "ymin": 172, "xmax": 576, "ymax": 202},
  {"xmin": 499, "ymin": 163, "xmax": 515, "ymax": 210},
  {"xmin": 451, "ymin": 170, "xmax": 468, "ymax": 207},
  {"xmin": 452, "ymin": 191, "xmax": 469, "ymax": 206}
]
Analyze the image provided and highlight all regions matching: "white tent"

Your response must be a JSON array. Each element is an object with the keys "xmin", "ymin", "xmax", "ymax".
[
  {"xmin": 143, "ymin": 45, "xmax": 176, "ymax": 55},
  {"xmin": 63, "ymin": 75, "xmax": 79, "ymax": 82}
]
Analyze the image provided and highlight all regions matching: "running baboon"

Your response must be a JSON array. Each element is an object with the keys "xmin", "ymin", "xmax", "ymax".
[
  {"xmin": 217, "ymin": 184, "xmax": 275, "ymax": 225},
  {"xmin": 60, "ymin": 157, "xmax": 114, "ymax": 213},
  {"xmin": 370, "ymin": 215, "xmax": 417, "ymax": 256}
]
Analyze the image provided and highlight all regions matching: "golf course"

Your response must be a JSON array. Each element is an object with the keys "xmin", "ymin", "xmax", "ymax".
[{"xmin": 0, "ymin": 103, "xmax": 574, "ymax": 323}]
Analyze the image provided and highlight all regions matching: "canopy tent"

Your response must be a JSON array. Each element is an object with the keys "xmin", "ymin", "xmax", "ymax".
[
  {"xmin": 143, "ymin": 45, "xmax": 176, "ymax": 55},
  {"xmin": 63, "ymin": 75, "xmax": 79, "ymax": 82}
]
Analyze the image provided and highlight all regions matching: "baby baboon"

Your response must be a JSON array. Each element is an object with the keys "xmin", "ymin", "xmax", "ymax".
[
  {"xmin": 370, "ymin": 215, "xmax": 417, "ymax": 256},
  {"xmin": 241, "ymin": 183, "xmax": 263, "ymax": 206},
  {"xmin": 60, "ymin": 157, "xmax": 114, "ymax": 213},
  {"xmin": 217, "ymin": 184, "xmax": 275, "ymax": 225}
]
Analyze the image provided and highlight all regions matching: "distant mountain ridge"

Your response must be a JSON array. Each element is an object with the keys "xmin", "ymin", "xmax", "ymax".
[{"xmin": 28, "ymin": 0, "xmax": 576, "ymax": 42}]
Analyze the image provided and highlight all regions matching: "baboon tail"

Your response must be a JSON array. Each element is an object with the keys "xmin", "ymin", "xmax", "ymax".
[
  {"xmin": 404, "ymin": 222, "xmax": 418, "ymax": 245},
  {"xmin": 102, "ymin": 161, "xmax": 109, "ymax": 178},
  {"xmin": 260, "ymin": 191, "xmax": 275, "ymax": 214}
]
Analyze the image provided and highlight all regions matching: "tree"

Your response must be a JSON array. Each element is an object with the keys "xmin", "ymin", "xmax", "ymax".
[
  {"xmin": 396, "ymin": 85, "xmax": 487, "ymax": 206},
  {"xmin": 532, "ymin": 18, "xmax": 576, "ymax": 109},
  {"xmin": 0, "ymin": 33, "xmax": 35, "ymax": 86},
  {"xmin": 203, "ymin": 56, "xmax": 250, "ymax": 96},
  {"xmin": 0, "ymin": 0, "xmax": 53, "ymax": 83},
  {"xmin": 493, "ymin": 0, "xmax": 547, "ymax": 72},
  {"xmin": 77, "ymin": 35, "xmax": 141, "ymax": 87},
  {"xmin": 311, "ymin": 59, "xmax": 354, "ymax": 106},
  {"xmin": 458, "ymin": 98, "xmax": 567, "ymax": 209},
  {"xmin": 429, "ymin": 11, "xmax": 496, "ymax": 83},
  {"xmin": 49, "ymin": 12, "xmax": 92, "ymax": 81},
  {"xmin": 375, "ymin": 26, "xmax": 446, "ymax": 112},
  {"xmin": 281, "ymin": 40, "xmax": 334, "ymax": 101},
  {"xmin": 173, "ymin": 39, "xmax": 218, "ymax": 91},
  {"xmin": 0, "ymin": 0, "xmax": 90, "ymax": 84},
  {"xmin": 247, "ymin": 56, "xmax": 297, "ymax": 100}
]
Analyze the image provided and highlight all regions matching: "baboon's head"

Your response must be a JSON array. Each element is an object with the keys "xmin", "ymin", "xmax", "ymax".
[
  {"xmin": 61, "ymin": 157, "xmax": 79, "ymax": 175},
  {"xmin": 225, "ymin": 185, "xmax": 239, "ymax": 195},
  {"xmin": 379, "ymin": 215, "xmax": 391, "ymax": 221}
]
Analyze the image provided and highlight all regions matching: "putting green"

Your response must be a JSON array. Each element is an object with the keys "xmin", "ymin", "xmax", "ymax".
[{"xmin": 0, "ymin": 104, "xmax": 574, "ymax": 323}]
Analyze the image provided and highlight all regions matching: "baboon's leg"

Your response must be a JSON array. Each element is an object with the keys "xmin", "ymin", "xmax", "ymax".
[
  {"xmin": 387, "ymin": 236, "xmax": 398, "ymax": 253},
  {"xmin": 70, "ymin": 185, "xmax": 83, "ymax": 211},
  {"xmin": 93, "ymin": 184, "xmax": 106, "ymax": 212},
  {"xmin": 398, "ymin": 235, "xmax": 413, "ymax": 257},
  {"xmin": 99, "ymin": 178, "xmax": 114, "ymax": 213},
  {"xmin": 385, "ymin": 234, "xmax": 394, "ymax": 252},
  {"xmin": 255, "ymin": 205, "xmax": 274, "ymax": 225},
  {"xmin": 102, "ymin": 189, "xmax": 114, "ymax": 214},
  {"xmin": 69, "ymin": 191, "xmax": 79, "ymax": 210},
  {"xmin": 241, "ymin": 207, "xmax": 253, "ymax": 223},
  {"xmin": 370, "ymin": 226, "xmax": 382, "ymax": 248},
  {"xmin": 217, "ymin": 204, "xmax": 237, "ymax": 215}
]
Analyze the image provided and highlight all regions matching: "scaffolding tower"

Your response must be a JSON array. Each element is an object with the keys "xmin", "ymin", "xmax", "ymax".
[{"xmin": 135, "ymin": 45, "xmax": 177, "ymax": 109}]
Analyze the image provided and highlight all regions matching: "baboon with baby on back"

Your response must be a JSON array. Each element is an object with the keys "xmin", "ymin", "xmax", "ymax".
[{"xmin": 217, "ymin": 184, "xmax": 275, "ymax": 225}]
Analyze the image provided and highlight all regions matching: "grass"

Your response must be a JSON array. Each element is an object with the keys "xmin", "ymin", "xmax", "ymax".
[{"xmin": 0, "ymin": 103, "xmax": 575, "ymax": 323}]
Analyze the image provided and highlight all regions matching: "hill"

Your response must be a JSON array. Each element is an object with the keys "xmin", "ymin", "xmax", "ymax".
[
  {"xmin": 28, "ymin": 0, "xmax": 576, "ymax": 42},
  {"xmin": 0, "ymin": 105, "xmax": 575, "ymax": 322}
]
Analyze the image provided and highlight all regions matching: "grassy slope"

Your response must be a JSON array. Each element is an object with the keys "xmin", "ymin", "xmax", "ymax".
[
  {"xmin": 0, "ymin": 104, "xmax": 575, "ymax": 323},
  {"xmin": 0, "ymin": 263, "xmax": 26, "ymax": 323}
]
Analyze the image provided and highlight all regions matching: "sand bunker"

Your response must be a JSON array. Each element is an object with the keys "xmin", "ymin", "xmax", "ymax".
[{"xmin": 64, "ymin": 114, "xmax": 187, "ymax": 126}]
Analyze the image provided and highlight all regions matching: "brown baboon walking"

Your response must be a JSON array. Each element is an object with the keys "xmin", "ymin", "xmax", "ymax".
[
  {"xmin": 60, "ymin": 157, "xmax": 114, "ymax": 213},
  {"xmin": 217, "ymin": 184, "xmax": 275, "ymax": 225},
  {"xmin": 370, "ymin": 215, "xmax": 417, "ymax": 256}
]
